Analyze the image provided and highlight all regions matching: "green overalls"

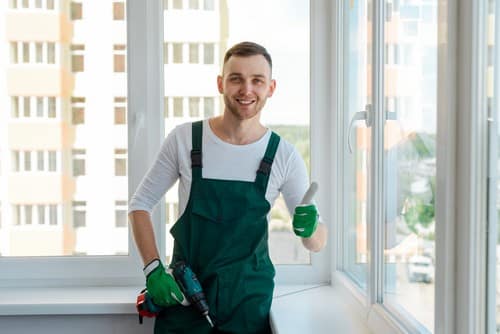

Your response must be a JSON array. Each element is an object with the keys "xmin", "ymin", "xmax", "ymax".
[{"xmin": 155, "ymin": 121, "xmax": 280, "ymax": 334}]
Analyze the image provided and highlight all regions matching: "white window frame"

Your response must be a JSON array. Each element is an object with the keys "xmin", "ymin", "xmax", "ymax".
[
  {"xmin": 0, "ymin": 0, "xmax": 330, "ymax": 292},
  {"xmin": 329, "ymin": 1, "xmax": 491, "ymax": 334}
]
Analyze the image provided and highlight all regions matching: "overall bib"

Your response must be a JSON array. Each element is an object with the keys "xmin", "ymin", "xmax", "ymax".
[{"xmin": 155, "ymin": 121, "xmax": 280, "ymax": 334}]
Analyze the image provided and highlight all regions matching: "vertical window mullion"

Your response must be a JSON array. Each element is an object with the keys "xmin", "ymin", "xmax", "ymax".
[
  {"xmin": 368, "ymin": 0, "xmax": 386, "ymax": 306},
  {"xmin": 127, "ymin": 0, "xmax": 165, "ymax": 261}
]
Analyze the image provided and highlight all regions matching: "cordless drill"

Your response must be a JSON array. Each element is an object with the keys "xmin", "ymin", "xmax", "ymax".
[{"xmin": 136, "ymin": 261, "xmax": 214, "ymax": 327}]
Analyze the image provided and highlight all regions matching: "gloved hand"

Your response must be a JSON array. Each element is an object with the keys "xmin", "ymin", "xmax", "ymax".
[
  {"xmin": 292, "ymin": 204, "xmax": 319, "ymax": 238},
  {"xmin": 144, "ymin": 259, "xmax": 185, "ymax": 307}
]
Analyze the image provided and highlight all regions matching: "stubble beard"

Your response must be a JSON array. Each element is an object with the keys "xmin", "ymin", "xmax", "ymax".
[{"xmin": 224, "ymin": 95, "xmax": 265, "ymax": 121}]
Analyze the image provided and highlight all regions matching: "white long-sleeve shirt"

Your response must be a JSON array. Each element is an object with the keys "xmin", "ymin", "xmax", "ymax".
[{"xmin": 128, "ymin": 120, "xmax": 309, "ymax": 218}]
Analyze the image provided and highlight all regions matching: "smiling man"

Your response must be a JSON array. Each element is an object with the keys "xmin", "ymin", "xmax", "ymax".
[{"xmin": 128, "ymin": 41, "xmax": 327, "ymax": 334}]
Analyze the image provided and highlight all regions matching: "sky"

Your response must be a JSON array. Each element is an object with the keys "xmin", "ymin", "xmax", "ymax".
[{"xmin": 225, "ymin": 0, "xmax": 310, "ymax": 125}]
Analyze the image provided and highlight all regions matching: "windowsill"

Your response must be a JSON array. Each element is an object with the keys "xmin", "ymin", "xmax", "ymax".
[{"xmin": 0, "ymin": 284, "xmax": 372, "ymax": 334}]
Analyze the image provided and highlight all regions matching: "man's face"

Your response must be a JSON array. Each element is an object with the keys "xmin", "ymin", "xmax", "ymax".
[{"xmin": 217, "ymin": 55, "xmax": 276, "ymax": 121}]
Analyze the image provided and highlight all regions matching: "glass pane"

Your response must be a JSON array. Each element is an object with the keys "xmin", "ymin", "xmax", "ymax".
[
  {"xmin": 342, "ymin": 0, "xmax": 372, "ymax": 288},
  {"xmin": 163, "ymin": 0, "xmax": 310, "ymax": 265},
  {"xmin": 0, "ymin": 1, "xmax": 128, "ymax": 256},
  {"xmin": 383, "ymin": 0, "xmax": 437, "ymax": 331}
]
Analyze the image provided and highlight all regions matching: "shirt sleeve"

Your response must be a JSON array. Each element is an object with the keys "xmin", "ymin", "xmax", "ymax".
[
  {"xmin": 279, "ymin": 146, "xmax": 311, "ymax": 215},
  {"xmin": 128, "ymin": 129, "xmax": 180, "ymax": 214}
]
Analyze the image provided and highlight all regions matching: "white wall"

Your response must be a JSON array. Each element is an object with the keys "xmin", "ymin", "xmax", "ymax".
[{"xmin": 0, "ymin": 315, "xmax": 153, "ymax": 334}]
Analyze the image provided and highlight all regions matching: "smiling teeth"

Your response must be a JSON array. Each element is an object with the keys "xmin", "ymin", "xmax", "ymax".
[{"xmin": 237, "ymin": 99, "xmax": 253, "ymax": 105}]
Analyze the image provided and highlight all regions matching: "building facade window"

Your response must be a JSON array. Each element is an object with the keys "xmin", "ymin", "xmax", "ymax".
[
  {"xmin": 71, "ymin": 1, "xmax": 82, "ymax": 20},
  {"xmin": 72, "ymin": 201, "xmax": 86, "ymax": 228},
  {"xmin": 203, "ymin": 43, "xmax": 214, "ymax": 64},
  {"xmin": 173, "ymin": 0, "xmax": 182, "ymax": 9},
  {"xmin": 189, "ymin": 0, "xmax": 199, "ymax": 10},
  {"xmin": 114, "ymin": 44, "xmax": 126, "ymax": 72},
  {"xmin": 203, "ymin": 0, "xmax": 214, "ymax": 10},
  {"xmin": 173, "ymin": 97, "xmax": 183, "ymax": 117},
  {"xmin": 114, "ymin": 97, "xmax": 127, "ymax": 124},
  {"xmin": 189, "ymin": 43, "xmax": 199, "ymax": 63},
  {"xmin": 114, "ymin": 148, "xmax": 127, "ymax": 176},
  {"xmin": 113, "ymin": 1, "xmax": 125, "ymax": 20},
  {"xmin": 204, "ymin": 97, "xmax": 214, "ymax": 117},
  {"xmin": 189, "ymin": 97, "xmax": 200, "ymax": 117},
  {"xmin": 11, "ymin": 205, "xmax": 59, "ymax": 226},
  {"xmin": 10, "ymin": 96, "xmax": 58, "ymax": 119},
  {"xmin": 71, "ymin": 44, "xmax": 85, "ymax": 72},
  {"xmin": 11, "ymin": 150, "xmax": 59, "ymax": 172},
  {"xmin": 115, "ymin": 200, "xmax": 128, "ymax": 227},
  {"xmin": 9, "ymin": 0, "xmax": 56, "ymax": 10},
  {"xmin": 163, "ymin": 42, "xmax": 169, "ymax": 64},
  {"xmin": 173, "ymin": 43, "xmax": 183, "ymax": 63},
  {"xmin": 72, "ymin": 149, "xmax": 86, "ymax": 177},
  {"xmin": 164, "ymin": 97, "xmax": 169, "ymax": 118},
  {"xmin": 10, "ymin": 42, "xmax": 57, "ymax": 64},
  {"xmin": 71, "ymin": 97, "xmax": 85, "ymax": 125}
]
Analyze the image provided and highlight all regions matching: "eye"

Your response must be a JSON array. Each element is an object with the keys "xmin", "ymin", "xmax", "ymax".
[
  {"xmin": 229, "ymin": 77, "xmax": 241, "ymax": 83},
  {"xmin": 253, "ymin": 79, "xmax": 264, "ymax": 85}
]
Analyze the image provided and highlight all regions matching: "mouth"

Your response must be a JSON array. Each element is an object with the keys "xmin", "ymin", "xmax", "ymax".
[{"xmin": 235, "ymin": 98, "xmax": 256, "ymax": 106}]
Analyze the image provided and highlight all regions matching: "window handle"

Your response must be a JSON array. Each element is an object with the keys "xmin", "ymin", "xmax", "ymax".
[{"xmin": 347, "ymin": 104, "xmax": 372, "ymax": 154}]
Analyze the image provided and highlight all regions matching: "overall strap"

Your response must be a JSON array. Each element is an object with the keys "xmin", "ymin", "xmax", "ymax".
[
  {"xmin": 191, "ymin": 120, "xmax": 203, "ymax": 179},
  {"xmin": 255, "ymin": 132, "xmax": 281, "ymax": 191}
]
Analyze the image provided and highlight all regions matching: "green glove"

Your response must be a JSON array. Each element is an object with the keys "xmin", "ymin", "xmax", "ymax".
[
  {"xmin": 144, "ymin": 259, "xmax": 185, "ymax": 307},
  {"xmin": 292, "ymin": 204, "xmax": 319, "ymax": 238}
]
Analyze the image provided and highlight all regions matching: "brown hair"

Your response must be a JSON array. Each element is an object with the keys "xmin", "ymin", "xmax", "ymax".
[{"xmin": 223, "ymin": 41, "xmax": 272, "ymax": 70}]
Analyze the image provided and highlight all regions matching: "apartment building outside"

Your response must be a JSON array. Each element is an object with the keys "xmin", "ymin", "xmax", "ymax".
[{"xmin": 0, "ymin": 0, "xmax": 228, "ymax": 257}]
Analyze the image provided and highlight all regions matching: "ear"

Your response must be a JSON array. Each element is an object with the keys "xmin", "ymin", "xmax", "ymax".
[
  {"xmin": 217, "ymin": 75, "xmax": 223, "ymax": 94},
  {"xmin": 267, "ymin": 79, "xmax": 276, "ymax": 97}
]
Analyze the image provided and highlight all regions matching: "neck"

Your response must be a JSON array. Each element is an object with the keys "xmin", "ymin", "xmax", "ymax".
[{"xmin": 209, "ymin": 113, "xmax": 267, "ymax": 145}]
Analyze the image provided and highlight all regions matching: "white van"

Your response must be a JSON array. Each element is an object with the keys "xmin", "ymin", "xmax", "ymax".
[{"xmin": 407, "ymin": 255, "xmax": 434, "ymax": 283}]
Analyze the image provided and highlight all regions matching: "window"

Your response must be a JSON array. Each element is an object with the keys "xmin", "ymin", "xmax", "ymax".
[
  {"xmin": 173, "ymin": 0, "xmax": 182, "ymax": 9},
  {"xmin": 11, "ymin": 151, "xmax": 60, "ymax": 172},
  {"xmin": 72, "ymin": 149, "xmax": 86, "ymax": 177},
  {"xmin": 10, "ymin": 96, "xmax": 59, "ymax": 119},
  {"xmin": 11, "ymin": 42, "xmax": 57, "ymax": 64},
  {"xmin": 11, "ymin": 0, "xmax": 56, "ymax": 10},
  {"xmin": 113, "ymin": 2, "xmax": 125, "ymax": 20},
  {"xmin": 164, "ymin": 97, "xmax": 169, "ymax": 118},
  {"xmin": 10, "ymin": 42, "xmax": 18, "ymax": 63},
  {"xmin": 71, "ymin": 97, "xmax": 85, "ymax": 125},
  {"xmin": 204, "ymin": 97, "xmax": 214, "ymax": 117},
  {"xmin": 203, "ymin": 43, "xmax": 214, "ymax": 64},
  {"xmin": 163, "ymin": 42, "xmax": 169, "ymax": 64},
  {"xmin": 114, "ymin": 97, "xmax": 127, "ymax": 124},
  {"xmin": 47, "ymin": 43, "xmax": 55, "ymax": 64},
  {"xmin": 114, "ymin": 148, "xmax": 127, "ymax": 176},
  {"xmin": 203, "ymin": 0, "xmax": 214, "ymax": 11},
  {"xmin": 162, "ymin": 0, "xmax": 311, "ymax": 267},
  {"xmin": 71, "ymin": 1, "xmax": 82, "ymax": 20},
  {"xmin": 71, "ymin": 44, "xmax": 85, "ymax": 72},
  {"xmin": 173, "ymin": 97, "xmax": 183, "ymax": 117},
  {"xmin": 189, "ymin": 43, "xmax": 199, "ymax": 63},
  {"xmin": 115, "ymin": 200, "xmax": 128, "ymax": 227},
  {"xmin": 173, "ymin": 43, "xmax": 183, "ymax": 63},
  {"xmin": 189, "ymin": 97, "xmax": 200, "ymax": 117},
  {"xmin": 114, "ymin": 44, "xmax": 126, "ymax": 72},
  {"xmin": 72, "ymin": 201, "xmax": 86, "ymax": 228},
  {"xmin": 189, "ymin": 0, "xmax": 199, "ymax": 10},
  {"xmin": 339, "ymin": 0, "xmax": 440, "ymax": 331},
  {"xmin": 1, "ymin": 0, "xmax": 131, "ymax": 284}
]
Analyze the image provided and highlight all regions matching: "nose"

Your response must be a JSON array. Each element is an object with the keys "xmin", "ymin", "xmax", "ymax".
[{"xmin": 239, "ymin": 80, "xmax": 252, "ymax": 95}]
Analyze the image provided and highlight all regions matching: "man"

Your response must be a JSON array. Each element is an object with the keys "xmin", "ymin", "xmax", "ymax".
[{"xmin": 129, "ymin": 41, "xmax": 327, "ymax": 334}]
